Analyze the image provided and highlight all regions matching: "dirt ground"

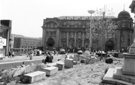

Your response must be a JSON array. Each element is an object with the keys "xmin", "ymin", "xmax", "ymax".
[{"xmin": 30, "ymin": 59, "xmax": 124, "ymax": 85}]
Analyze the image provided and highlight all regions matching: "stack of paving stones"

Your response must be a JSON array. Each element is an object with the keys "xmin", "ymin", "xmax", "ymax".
[{"xmin": 0, "ymin": 54, "xmax": 98, "ymax": 85}]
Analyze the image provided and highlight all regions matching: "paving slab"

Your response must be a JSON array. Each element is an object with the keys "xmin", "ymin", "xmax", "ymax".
[
  {"xmin": 23, "ymin": 71, "xmax": 46, "ymax": 84},
  {"xmin": 64, "ymin": 58, "xmax": 73, "ymax": 68},
  {"xmin": 56, "ymin": 61, "xmax": 65, "ymax": 70},
  {"xmin": 42, "ymin": 67, "xmax": 58, "ymax": 76}
]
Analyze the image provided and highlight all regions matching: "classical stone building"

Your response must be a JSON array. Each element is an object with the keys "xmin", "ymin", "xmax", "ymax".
[
  {"xmin": 42, "ymin": 11, "xmax": 134, "ymax": 52},
  {"xmin": 42, "ymin": 16, "xmax": 94, "ymax": 51},
  {"xmin": 113, "ymin": 10, "xmax": 134, "ymax": 52}
]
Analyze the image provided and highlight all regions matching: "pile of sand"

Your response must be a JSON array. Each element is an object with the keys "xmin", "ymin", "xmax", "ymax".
[{"xmin": 31, "ymin": 59, "xmax": 123, "ymax": 85}]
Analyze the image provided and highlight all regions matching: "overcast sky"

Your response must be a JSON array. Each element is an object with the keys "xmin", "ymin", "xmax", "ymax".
[{"xmin": 0, "ymin": 0, "xmax": 134, "ymax": 38}]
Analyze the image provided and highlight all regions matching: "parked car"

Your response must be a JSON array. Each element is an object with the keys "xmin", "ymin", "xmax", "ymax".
[{"xmin": 59, "ymin": 49, "xmax": 66, "ymax": 54}]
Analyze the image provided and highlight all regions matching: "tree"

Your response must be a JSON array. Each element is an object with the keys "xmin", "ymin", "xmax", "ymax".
[{"xmin": 88, "ymin": 7, "xmax": 118, "ymax": 51}]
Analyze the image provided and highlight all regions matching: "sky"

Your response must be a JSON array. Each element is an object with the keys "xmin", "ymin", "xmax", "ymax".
[{"xmin": 0, "ymin": 0, "xmax": 134, "ymax": 38}]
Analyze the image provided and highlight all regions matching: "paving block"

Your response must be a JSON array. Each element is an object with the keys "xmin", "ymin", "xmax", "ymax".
[
  {"xmin": 23, "ymin": 71, "xmax": 46, "ymax": 84},
  {"xmin": 56, "ymin": 61, "xmax": 64, "ymax": 70},
  {"xmin": 64, "ymin": 58, "xmax": 73, "ymax": 68},
  {"xmin": 46, "ymin": 63, "xmax": 57, "ymax": 67},
  {"xmin": 73, "ymin": 55, "xmax": 79, "ymax": 62},
  {"xmin": 42, "ymin": 67, "xmax": 58, "ymax": 76}
]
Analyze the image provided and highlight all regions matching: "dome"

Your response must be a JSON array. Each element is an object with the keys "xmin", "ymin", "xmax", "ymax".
[{"xmin": 118, "ymin": 10, "xmax": 130, "ymax": 19}]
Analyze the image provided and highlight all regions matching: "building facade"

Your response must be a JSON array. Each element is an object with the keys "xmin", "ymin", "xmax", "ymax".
[
  {"xmin": 0, "ymin": 20, "xmax": 12, "ymax": 56},
  {"xmin": 13, "ymin": 37, "xmax": 42, "ymax": 49},
  {"xmin": 10, "ymin": 34, "xmax": 25, "ymax": 49},
  {"xmin": 42, "ymin": 11, "xmax": 134, "ymax": 52},
  {"xmin": 10, "ymin": 34, "xmax": 42, "ymax": 55}
]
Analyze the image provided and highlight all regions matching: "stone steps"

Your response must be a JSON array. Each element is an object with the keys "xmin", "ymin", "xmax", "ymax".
[
  {"xmin": 101, "ymin": 67, "xmax": 135, "ymax": 85},
  {"xmin": 113, "ymin": 67, "xmax": 135, "ymax": 84}
]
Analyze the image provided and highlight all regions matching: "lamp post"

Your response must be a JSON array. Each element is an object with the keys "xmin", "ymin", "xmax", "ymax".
[{"xmin": 88, "ymin": 10, "xmax": 95, "ymax": 52}]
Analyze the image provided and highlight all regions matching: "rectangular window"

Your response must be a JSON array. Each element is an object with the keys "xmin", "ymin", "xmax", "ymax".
[{"xmin": 121, "ymin": 23, "xmax": 125, "ymax": 27}]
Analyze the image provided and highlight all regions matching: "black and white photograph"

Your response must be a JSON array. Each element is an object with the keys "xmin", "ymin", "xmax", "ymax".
[{"xmin": 0, "ymin": 0, "xmax": 135, "ymax": 85}]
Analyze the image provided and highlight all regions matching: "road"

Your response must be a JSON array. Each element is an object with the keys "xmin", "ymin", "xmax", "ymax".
[
  {"xmin": 0, "ymin": 55, "xmax": 45, "ymax": 63},
  {"xmin": 0, "ymin": 54, "xmax": 74, "ymax": 71}
]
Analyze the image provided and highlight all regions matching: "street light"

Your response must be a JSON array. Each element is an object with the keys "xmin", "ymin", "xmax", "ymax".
[
  {"xmin": 88, "ymin": 10, "xmax": 95, "ymax": 16},
  {"xmin": 88, "ymin": 10, "xmax": 95, "ymax": 52}
]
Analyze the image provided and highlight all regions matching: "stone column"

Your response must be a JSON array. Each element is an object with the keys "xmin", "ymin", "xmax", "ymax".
[
  {"xmin": 82, "ymin": 32, "xmax": 84, "ymax": 47},
  {"xmin": 59, "ymin": 31, "xmax": 61, "ymax": 47},
  {"xmin": 74, "ymin": 32, "xmax": 76, "ymax": 47},
  {"xmin": 43, "ymin": 28, "xmax": 47, "ymax": 50},
  {"xmin": 116, "ymin": 30, "xmax": 121, "ymax": 51},
  {"xmin": 130, "ymin": 31, "xmax": 133, "ymax": 45},
  {"xmin": 42, "ymin": 28, "xmax": 45, "ymax": 50},
  {"xmin": 67, "ymin": 32, "xmax": 69, "ymax": 48},
  {"xmin": 6, "ymin": 30, "xmax": 10, "ymax": 56},
  {"xmin": 56, "ymin": 29, "xmax": 59, "ymax": 47}
]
